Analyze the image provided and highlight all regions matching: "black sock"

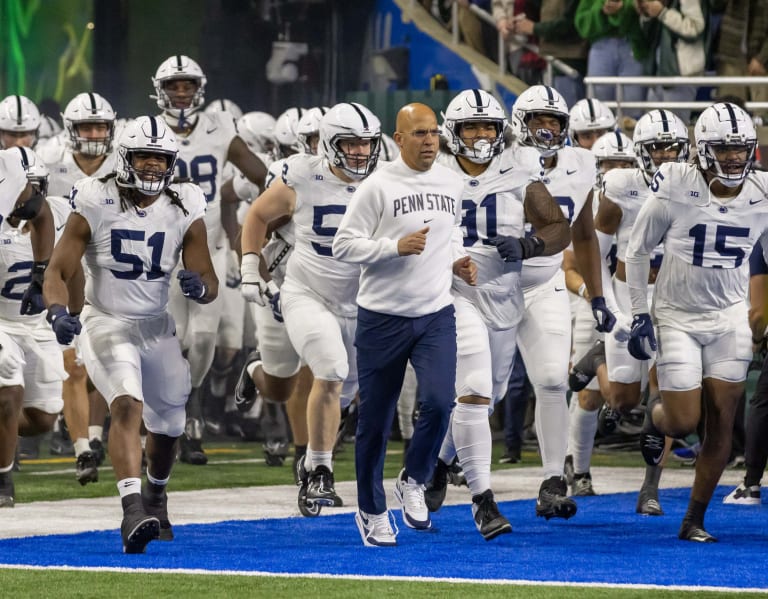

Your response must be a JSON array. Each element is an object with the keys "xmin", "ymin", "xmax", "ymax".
[
  {"xmin": 744, "ymin": 467, "xmax": 762, "ymax": 488},
  {"xmin": 683, "ymin": 499, "xmax": 708, "ymax": 526},
  {"xmin": 642, "ymin": 464, "xmax": 663, "ymax": 489}
]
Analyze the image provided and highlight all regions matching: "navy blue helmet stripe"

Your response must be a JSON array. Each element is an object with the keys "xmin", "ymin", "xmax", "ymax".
[
  {"xmin": 587, "ymin": 99, "xmax": 596, "ymax": 122},
  {"xmin": 544, "ymin": 86, "xmax": 555, "ymax": 106},
  {"xmin": 176, "ymin": 55, "xmax": 183, "ymax": 71},
  {"xmin": 659, "ymin": 110, "xmax": 670, "ymax": 132},
  {"xmin": 88, "ymin": 92, "xmax": 97, "ymax": 114},
  {"xmin": 472, "ymin": 89, "xmax": 484, "ymax": 113},
  {"xmin": 348, "ymin": 103, "xmax": 369, "ymax": 129},
  {"xmin": 723, "ymin": 103, "xmax": 739, "ymax": 134},
  {"xmin": 614, "ymin": 130, "xmax": 624, "ymax": 150},
  {"xmin": 149, "ymin": 115, "xmax": 158, "ymax": 138},
  {"xmin": 15, "ymin": 95, "xmax": 22, "ymax": 125}
]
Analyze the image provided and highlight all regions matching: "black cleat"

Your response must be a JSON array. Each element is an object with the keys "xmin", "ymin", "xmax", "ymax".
[
  {"xmin": 307, "ymin": 465, "xmax": 342, "ymax": 507},
  {"xmin": 640, "ymin": 398, "xmax": 665, "ymax": 466},
  {"xmin": 568, "ymin": 340, "xmax": 605, "ymax": 392},
  {"xmin": 89, "ymin": 438, "xmax": 106, "ymax": 466},
  {"xmin": 178, "ymin": 434, "xmax": 208, "ymax": 466},
  {"xmin": 636, "ymin": 486, "xmax": 664, "ymax": 516},
  {"xmin": 499, "ymin": 448, "xmax": 521, "ymax": 464},
  {"xmin": 263, "ymin": 440, "xmax": 289, "ymax": 467},
  {"xmin": 0, "ymin": 472, "xmax": 14, "ymax": 508},
  {"xmin": 536, "ymin": 476, "xmax": 577, "ymax": 520},
  {"xmin": 472, "ymin": 489, "xmax": 512, "ymax": 541},
  {"xmin": 424, "ymin": 458, "xmax": 450, "ymax": 513},
  {"xmin": 121, "ymin": 509, "xmax": 160, "ymax": 554},
  {"xmin": 142, "ymin": 484, "xmax": 173, "ymax": 541},
  {"xmin": 678, "ymin": 520, "xmax": 717, "ymax": 543},
  {"xmin": 597, "ymin": 404, "xmax": 621, "ymax": 436},
  {"xmin": 234, "ymin": 351, "xmax": 261, "ymax": 413},
  {"xmin": 571, "ymin": 472, "xmax": 596, "ymax": 496},
  {"xmin": 75, "ymin": 451, "xmax": 99, "ymax": 485}
]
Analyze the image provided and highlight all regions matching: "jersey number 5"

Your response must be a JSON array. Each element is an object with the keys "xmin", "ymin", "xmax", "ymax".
[{"xmin": 111, "ymin": 229, "xmax": 166, "ymax": 280}]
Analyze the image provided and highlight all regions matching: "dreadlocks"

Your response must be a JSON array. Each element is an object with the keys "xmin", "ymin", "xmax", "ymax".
[{"xmin": 100, "ymin": 172, "xmax": 189, "ymax": 216}]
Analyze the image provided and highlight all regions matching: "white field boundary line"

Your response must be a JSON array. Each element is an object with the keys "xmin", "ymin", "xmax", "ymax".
[{"xmin": 0, "ymin": 564, "xmax": 764, "ymax": 593}]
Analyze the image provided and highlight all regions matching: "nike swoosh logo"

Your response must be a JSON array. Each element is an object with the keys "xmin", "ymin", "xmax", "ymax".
[
  {"xmin": 554, "ymin": 287, "xmax": 565, "ymax": 292},
  {"xmin": 215, "ymin": 245, "xmax": 224, "ymax": 250},
  {"xmin": 750, "ymin": 199, "xmax": 762, "ymax": 205},
  {"xmin": 0, "ymin": 178, "xmax": 5, "ymax": 184},
  {"xmin": 206, "ymin": 127, "xmax": 217, "ymax": 134},
  {"xmin": 424, "ymin": 218, "xmax": 433, "ymax": 223},
  {"xmin": 56, "ymin": 223, "xmax": 66, "ymax": 231},
  {"xmin": 499, "ymin": 167, "xmax": 513, "ymax": 174},
  {"xmin": 566, "ymin": 169, "xmax": 577, "ymax": 175}
]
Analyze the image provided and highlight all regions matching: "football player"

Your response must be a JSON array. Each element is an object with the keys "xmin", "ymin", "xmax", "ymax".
[{"xmin": 0, "ymin": 95, "xmax": 40, "ymax": 150}]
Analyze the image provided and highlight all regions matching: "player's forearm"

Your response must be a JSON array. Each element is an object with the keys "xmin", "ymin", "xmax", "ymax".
[
  {"xmin": 573, "ymin": 233, "xmax": 603, "ymax": 298},
  {"xmin": 66, "ymin": 263, "xmax": 85, "ymax": 314},
  {"xmin": 43, "ymin": 268, "xmax": 71, "ymax": 310},
  {"xmin": 241, "ymin": 207, "xmax": 269, "ymax": 256}
]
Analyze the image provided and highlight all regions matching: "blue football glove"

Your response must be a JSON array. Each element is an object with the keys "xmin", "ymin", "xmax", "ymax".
[
  {"xmin": 628, "ymin": 313, "xmax": 657, "ymax": 361},
  {"xmin": 177, "ymin": 270, "xmax": 206, "ymax": 302},
  {"xmin": 47, "ymin": 304, "xmax": 82, "ymax": 345},
  {"xmin": 20, "ymin": 261, "xmax": 48, "ymax": 315},
  {"xmin": 591, "ymin": 296, "xmax": 616, "ymax": 333},
  {"xmin": 487, "ymin": 235, "xmax": 545, "ymax": 262},
  {"xmin": 269, "ymin": 291, "xmax": 283, "ymax": 323}
]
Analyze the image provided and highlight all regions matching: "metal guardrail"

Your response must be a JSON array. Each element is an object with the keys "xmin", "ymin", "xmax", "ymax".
[{"xmin": 585, "ymin": 76, "xmax": 768, "ymax": 119}]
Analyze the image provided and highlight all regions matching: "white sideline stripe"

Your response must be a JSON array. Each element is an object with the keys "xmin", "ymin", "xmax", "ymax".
[{"xmin": 0, "ymin": 564, "xmax": 763, "ymax": 593}]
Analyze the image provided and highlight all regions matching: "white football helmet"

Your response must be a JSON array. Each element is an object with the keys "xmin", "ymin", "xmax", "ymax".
[
  {"xmin": 380, "ymin": 133, "xmax": 400, "ymax": 162},
  {"xmin": 568, "ymin": 98, "xmax": 616, "ymax": 147},
  {"xmin": 205, "ymin": 98, "xmax": 243, "ymax": 123},
  {"xmin": 237, "ymin": 111, "xmax": 277, "ymax": 154},
  {"xmin": 592, "ymin": 131, "xmax": 635, "ymax": 165},
  {"xmin": 442, "ymin": 89, "xmax": 507, "ymax": 164},
  {"xmin": 62, "ymin": 92, "xmax": 116, "ymax": 157},
  {"xmin": 695, "ymin": 102, "xmax": 757, "ymax": 187},
  {"xmin": 633, "ymin": 109, "xmax": 690, "ymax": 176},
  {"xmin": 38, "ymin": 114, "xmax": 63, "ymax": 140},
  {"xmin": 511, "ymin": 85, "xmax": 569, "ymax": 156},
  {"xmin": 10, "ymin": 146, "xmax": 49, "ymax": 196},
  {"xmin": 116, "ymin": 116, "xmax": 178, "ymax": 195},
  {"xmin": 0, "ymin": 95, "xmax": 41, "ymax": 146},
  {"xmin": 297, "ymin": 106, "xmax": 329, "ymax": 154},
  {"xmin": 273, "ymin": 107, "xmax": 305, "ymax": 158},
  {"xmin": 320, "ymin": 102, "xmax": 381, "ymax": 180},
  {"xmin": 151, "ymin": 55, "xmax": 207, "ymax": 124}
]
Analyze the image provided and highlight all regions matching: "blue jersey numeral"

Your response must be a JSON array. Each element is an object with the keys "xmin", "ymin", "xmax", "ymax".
[
  {"xmin": 0, "ymin": 261, "xmax": 33, "ymax": 300},
  {"xmin": 176, "ymin": 155, "xmax": 218, "ymax": 203},
  {"xmin": 110, "ymin": 229, "xmax": 166, "ymax": 280},
  {"xmin": 462, "ymin": 193, "xmax": 498, "ymax": 247},
  {"xmin": 688, "ymin": 223, "xmax": 749, "ymax": 268},
  {"xmin": 311, "ymin": 205, "xmax": 346, "ymax": 256}
]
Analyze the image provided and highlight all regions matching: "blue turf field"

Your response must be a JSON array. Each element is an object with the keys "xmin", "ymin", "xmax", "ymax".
[{"xmin": 2, "ymin": 486, "xmax": 767, "ymax": 589}]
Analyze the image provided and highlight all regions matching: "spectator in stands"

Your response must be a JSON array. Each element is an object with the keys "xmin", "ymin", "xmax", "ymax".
[
  {"xmin": 421, "ymin": 0, "xmax": 496, "ymax": 59},
  {"xmin": 714, "ymin": 0, "xmax": 768, "ymax": 120},
  {"xmin": 575, "ymin": 0, "xmax": 649, "ymax": 116},
  {"xmin": 492, "ymin": 0, "xmax": 547, "ymax": 84},
  {"xmin": 499, "ymin": 0, "xmax": 590, "ymax": 108},
  {"xmin": 638, "ymin": 0, "xmax": 707, "ymax": 124}
]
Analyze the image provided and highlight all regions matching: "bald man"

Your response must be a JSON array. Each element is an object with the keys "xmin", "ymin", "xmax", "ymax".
[{"xmin": 333, "ymin": 103, "xmax": 476, "ymax": 546}]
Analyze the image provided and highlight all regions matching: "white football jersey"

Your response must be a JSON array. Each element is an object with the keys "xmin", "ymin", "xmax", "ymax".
[
  {"xmin": 47, "ymin": 151, "xmax": 117, "ymax": 198},
  {"xmin": 603, "ymin": 167, "xmax": 662, "ymax": 266},
  {"xmin": 628, "ymin": 162, "xmax": 768, "ymax": 314},
  {"xmin": 0, "ymin": 197, "xmax": 70, "ymax": 336},
  {"xmin": 170, "ymin": 111, "xmax": 236, "ymax": 249},
  {"xmin": 521, "ymin": 146, "xmax": 596, "ymax": 288},
  {"xmin": 71, "ymin": 177, "xmax": 206, "ymax": 319},
  {"xmin": 282, "ymin": 154, "xmax": 363, "ymax": 316},
  {"xmin": 437, "ymin": 145, "xmax": 539, "ymax": 329}
]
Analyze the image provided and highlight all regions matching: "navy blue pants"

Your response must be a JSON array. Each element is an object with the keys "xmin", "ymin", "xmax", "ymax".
[{"xmin": 355, "ymin": 304, "xmax": 457, "ymax": 515}]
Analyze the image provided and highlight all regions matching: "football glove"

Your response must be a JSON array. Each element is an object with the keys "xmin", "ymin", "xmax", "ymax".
[
  {"xmin": 47, "ymin": 304, "xmax": 82, "ymax": 346},
  {"xmin": 590, "ymin": 296, "xmax": 616, "ymax": 333},
  {"xmin": 628, "ymin": 313, "xmax": 657, "ymax": 361}
]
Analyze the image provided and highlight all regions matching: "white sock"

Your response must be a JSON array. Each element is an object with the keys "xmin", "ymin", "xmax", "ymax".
[
  {"xmin": 437, "ymin": 411, "xmax": 457, "ymax": 465},
  {"xmin": 307, "ymin": 448, "xmax": 333, "ymax": 471},
  {"xmin": 147, "ymin": 471, "xmax": 169, "ymax": 487},
  {"xmin": 88, "ymin": 425, "xmax": 103, "ymax": 441},
  {"xmin": 116, "ymin": 477, "xmax": 142, "ymax": 498},
  {"xmin": 74, "ymin": 438, "xmax": 90, "ymax": 457},
  {"xmin": 452, "ymin": 402, "xmax": 492, "ymax": 497},
  {"xmin": 570, "ymin": 404, "xmax": 599, "ymax": 474},
  {"xmin": 246, "ymin": 359, "xmax": 261, "ymax": 379},
  {"xmin": 534, "ymin": 384, "xmax": 570, "ymax": 480},
  {"xmin": 0, "ymin": 463, "xmax": 13, "ymax": 473}
]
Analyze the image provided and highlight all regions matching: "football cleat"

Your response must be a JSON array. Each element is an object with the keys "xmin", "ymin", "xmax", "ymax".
[
  {"xmin": 723, "ymin": 482, "xmax": 761, "ymax": 506},
  {"xmin": 0, "ymin": 472, "xmax": 14, "ymax": 508},
  {"xmin": 178, "ymin": 432, "xmax": 208, "ymax": 466},
  {"xmin": 89, "ymin": 438, "xmax": 106, "ymax": 466},
  {"xmin": 571, "ymin": 472, "xmax": 596, "ymax": 496},
  {"xmin": 142, "ymin": 484, "xmax": 173, "ymax": 541},
  {"xmin": 307, "ymin": 465, "xmax": 342, "ymax": 507},
  {"xmin": 678, "ymin": 520, "xmax": 717, "ymax": 543},
  {"xmin": 597, "ymin": 404, "xmax": 621, "ymax": 436},
  {"xmin": 121, "ymin": 510, "xmax": 160, "ymax": 554},
  {"xmin": 263, "ymin": 440, "xmax": 289, "ymax": 467},
  {"xmin": 636, "ymin": 485, "xmax": 664, "ymax": 516},
  {"xmin": 640, "ymin": 397, "xmax": 665, "ymax": 466},
  {"xmin": 472, "ymin": 489, "xmax": 512, "ymax": 541},
  {"xmin": 75, "ymin": 451, "xmax": 99, "ymax": 486},
  {"xmin": 536, "ymin": 476, "xmax": 577, "ymax": 520},
  {"xmin": 424, "ymin": 458, "xmax": 450, "ymax": 513},
  {"xmin": 234, "ymin": 350, "xmax": 261, "ymax": 413}
]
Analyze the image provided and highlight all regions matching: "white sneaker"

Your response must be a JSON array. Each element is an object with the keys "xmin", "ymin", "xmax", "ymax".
[
  {"xmin": 393, "ymin": 468, "xmax": 431, "ymax": 529},
  {"xmin": 723, "ymin": 483, "xmax": 761, "ymax": 505},
  {"xmin": 355, "ymin": 509, "xmax": 398, "ymax": 547}
]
